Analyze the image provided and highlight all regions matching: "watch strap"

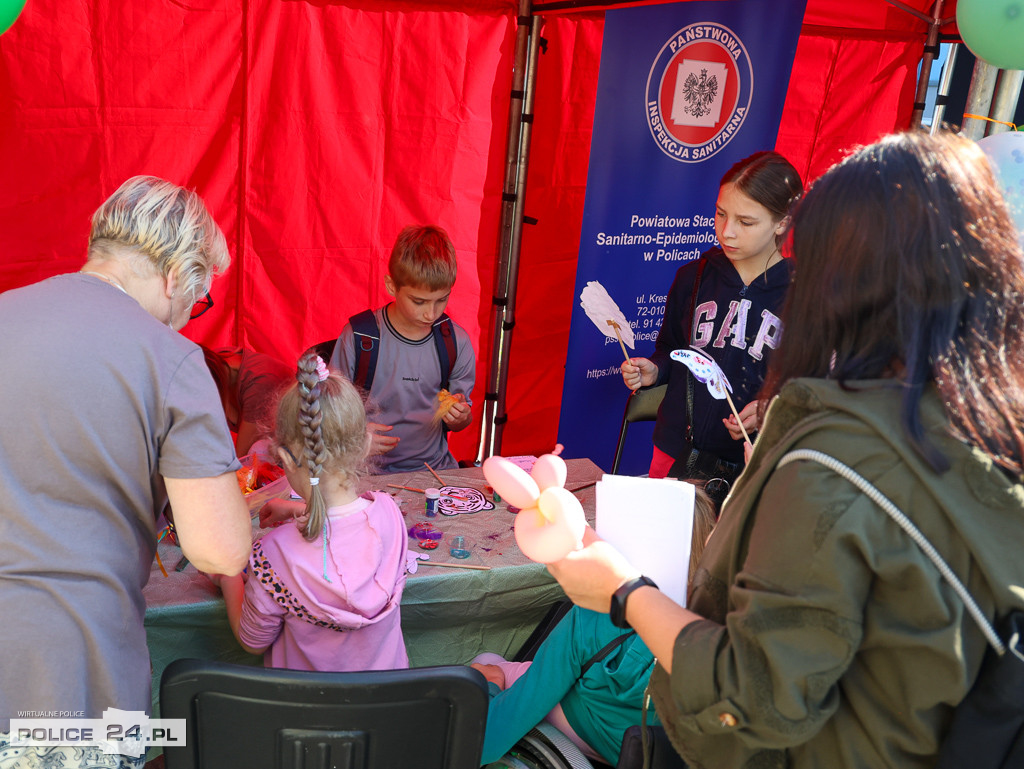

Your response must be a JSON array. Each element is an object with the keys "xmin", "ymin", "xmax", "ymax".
[{"xmin": 610, "ymin": 575, "xmax": 658, "ymax": 629}]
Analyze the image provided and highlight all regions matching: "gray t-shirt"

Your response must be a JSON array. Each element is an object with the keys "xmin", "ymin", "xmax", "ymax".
[
  {"xmin": 0, "ymin": 273, "xmax": 240, "ymax": 727},
  {"xmin": 330, "ymin": 306, "xmax": 474, "ymax": 473}
]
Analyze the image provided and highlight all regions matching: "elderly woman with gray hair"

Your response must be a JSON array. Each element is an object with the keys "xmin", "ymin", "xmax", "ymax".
[{"xmin": 0, "ymin": 176, "xmax": 252, "ymax": 767}]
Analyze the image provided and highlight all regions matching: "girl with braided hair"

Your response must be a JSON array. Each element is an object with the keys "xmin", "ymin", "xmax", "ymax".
[{"xmin": 217, "ymin": 352, "xmax": 410, "ymax": 671}]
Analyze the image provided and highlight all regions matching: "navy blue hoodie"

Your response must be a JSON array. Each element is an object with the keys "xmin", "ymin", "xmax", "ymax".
[{"xmin": 649, "ymin": 247, "xmax": 792, "ymax": 465}]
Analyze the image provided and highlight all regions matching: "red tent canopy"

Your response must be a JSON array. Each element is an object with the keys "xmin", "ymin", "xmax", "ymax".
[{"xmin": 0, "ymin": 0, "xmax": 959, "ymax": 463}]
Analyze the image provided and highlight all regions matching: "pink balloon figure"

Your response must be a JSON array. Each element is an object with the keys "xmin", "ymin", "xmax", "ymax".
[{"xmin": 482, "ymin": 452, "xmax": 586, "ymax": 564}]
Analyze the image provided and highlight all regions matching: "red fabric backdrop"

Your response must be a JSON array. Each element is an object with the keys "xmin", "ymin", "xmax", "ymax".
[{"xmin": 0, "ymin": 0, "xmax": 958, "ymax": 462}]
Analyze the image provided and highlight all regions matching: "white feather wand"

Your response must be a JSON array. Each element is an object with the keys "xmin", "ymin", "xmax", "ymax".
[{"xmin": 580, "ymin": 281, "xmax": 635, "ymax": 365}]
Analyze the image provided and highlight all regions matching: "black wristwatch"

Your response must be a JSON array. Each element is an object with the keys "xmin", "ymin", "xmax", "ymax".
[{"xmin": 610, "ymin": 575, "xmax": 658, "ymax": 629}]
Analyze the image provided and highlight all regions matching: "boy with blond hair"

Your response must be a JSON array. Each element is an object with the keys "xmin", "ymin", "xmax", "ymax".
[{"xmin": 330, "ymin": 225, "xmax": 474, "ymax": 473}]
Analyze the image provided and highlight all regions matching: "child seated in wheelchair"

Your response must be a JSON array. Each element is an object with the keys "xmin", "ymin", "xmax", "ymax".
[
  {"xmin": 215, "ymin": 353, "xmax": 410, "ymax": 672},
  {"xmin": 473, "ymin": 484, "xmax": 717, "ymax": 767}
]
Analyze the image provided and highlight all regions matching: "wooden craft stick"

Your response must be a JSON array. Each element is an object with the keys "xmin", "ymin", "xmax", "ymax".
[
  {"xmin": 607, "ymin": 320, "xmax": 632, "ymax": 366},
  {"xmin": 423, "ymin": 461, "xmax": 446, "ymax": 487},
  {"xmin": 566, "ymin": 480, "xmax": 597, "ymax": 493},
  {"xmin": 388, "ymin": 484, "xmax": 425, "ymax": 493},
  {"xmin": 723, "ymin": 389, "xmax": 752, "ymax": 444},
  {"xmin": 418, "ymin": 561, "xmax": 491, "ymax": 571}
]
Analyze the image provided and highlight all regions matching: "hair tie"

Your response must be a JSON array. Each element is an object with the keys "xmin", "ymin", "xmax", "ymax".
[
  {"xmin": 309, "ymin": 476, "xmax": 320, "ymax": 486},
  {"xmin": 315, "ymin": 356, "xmax": 330, "ymax": 382}
]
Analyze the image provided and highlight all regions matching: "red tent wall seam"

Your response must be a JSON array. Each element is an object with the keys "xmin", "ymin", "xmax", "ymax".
[
  {"xmin": 234, "ymin": 0, "xmax": 252, "ymax": 348},
  {"xmin": 805, "ymin": 36, "xmax": 844, "ymax": 183}
]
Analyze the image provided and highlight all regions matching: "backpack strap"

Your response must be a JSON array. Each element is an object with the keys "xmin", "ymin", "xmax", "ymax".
[
  {"xmin": 684, "ymin": 258, "xmax": 708, "ymax": 445},
  {"xmin": 778, "ymin": 448, "xmax": 1005, "ymax": 654},
  {"xmin": 351, "ymin": 310, "xmax": 458, "ymax": 393},
  {"xmin": 432, "ymin": 313, "xmax": 458, "ymax": 392},
  {"xmin": 350, "ymin": 309, "xmax": 380, "ymax": 390},
  {"xmin": 579, "ymin": 630, "xmax": 636, "ymax": 679}
]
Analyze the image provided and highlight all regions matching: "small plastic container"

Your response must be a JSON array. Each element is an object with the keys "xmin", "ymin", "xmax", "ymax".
[
  {"xmin": 408, "ymin": 522, "xmax": 442, "ymax": 541},
  {"xmin": 425, "ymin": 488, "xmax": 440, "ymax": 517},
  {"xmin": 449, "ymin": 535, "xmax": 471, "ymax": 559},
  {"xmin": 408, "ymin": 522, "xmax": 443, "ymax": 550}
]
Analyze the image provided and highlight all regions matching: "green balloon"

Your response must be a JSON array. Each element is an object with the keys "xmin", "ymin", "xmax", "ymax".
[
  {"xmin": 0, "ymin": 0, "xmax": 26, "ymax": 36},
  {"xmin": 958, "ymin": 0, "xmax": 1024, "ymax": 70}
]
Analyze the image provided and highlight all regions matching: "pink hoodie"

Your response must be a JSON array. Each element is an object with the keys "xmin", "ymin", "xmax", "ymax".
[{"xmin": 238, "ymin": 492, "xmax": 409, "ymax": 671}]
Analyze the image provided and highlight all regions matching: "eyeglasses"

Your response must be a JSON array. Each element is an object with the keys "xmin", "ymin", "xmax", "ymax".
[{"xmin": 189, "ymin": 292, "xmax": 213, "ymax": 320}]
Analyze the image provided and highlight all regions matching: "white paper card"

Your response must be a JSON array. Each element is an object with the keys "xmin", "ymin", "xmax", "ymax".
[
  {"xmin": 505, "ymin": 455, "xmax": 538, "ymax": 473},
  {"xmin": 596, "ymin": 474, "xmax": 694, "ymax": 607}
]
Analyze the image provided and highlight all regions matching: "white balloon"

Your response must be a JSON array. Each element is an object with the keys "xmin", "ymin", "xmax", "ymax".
[{"xmin": 978, "ymin": 132, "xmax": 1024, "ymax": 250}]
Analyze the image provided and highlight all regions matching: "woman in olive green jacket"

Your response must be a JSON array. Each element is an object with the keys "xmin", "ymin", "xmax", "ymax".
[{"xmin": 548, "ymin": 131, "xmax": 1024, "ymax": 769}]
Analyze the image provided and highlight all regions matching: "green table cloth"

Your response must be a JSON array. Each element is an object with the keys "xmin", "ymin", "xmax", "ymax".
[{"xmin": 144, "ymin": 458, "xmax": 602, "ymax": 715}]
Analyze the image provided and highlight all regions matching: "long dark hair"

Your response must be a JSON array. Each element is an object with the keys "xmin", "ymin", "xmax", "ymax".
[{"xmin": 763, "ymin": 130, "xmax": 1024, "ymax": 475}]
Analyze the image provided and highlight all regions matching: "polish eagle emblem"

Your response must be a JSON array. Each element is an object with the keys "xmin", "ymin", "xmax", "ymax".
[{"xmin": 681, "ymin": 68, "xmax": 718, "ymax": 119}]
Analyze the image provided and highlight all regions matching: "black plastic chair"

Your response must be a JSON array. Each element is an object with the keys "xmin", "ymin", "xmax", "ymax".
[
  {"xmin": 160, "ymin": 658, "xmax": 488, "ymax": 769},
  {"xmin": 610, "ymin": 384, "xmax": 667, "ymax": 474}
]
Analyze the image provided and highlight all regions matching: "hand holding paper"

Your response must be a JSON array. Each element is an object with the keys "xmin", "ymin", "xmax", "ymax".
[{"xmin": 595, "ymin": 474, "xmax": 695, "ymax": 607}]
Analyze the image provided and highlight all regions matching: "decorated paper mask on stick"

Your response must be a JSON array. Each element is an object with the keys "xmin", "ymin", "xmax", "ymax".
[
  {"xmin": 671, "ymin": 347, "xmax": 750, "ymax": 443},
  {"xmin": 670, "ymin": 348, "xmax": 732, "ymax": 398},
  {"xmin": 482, "ymin": 452, "xmax": 586, "ymax": 564}
]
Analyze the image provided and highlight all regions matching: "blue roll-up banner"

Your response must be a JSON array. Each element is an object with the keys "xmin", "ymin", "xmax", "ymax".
[{"xmin": 558, "ymin": 0, "xmax": 807, "ymax": 474}]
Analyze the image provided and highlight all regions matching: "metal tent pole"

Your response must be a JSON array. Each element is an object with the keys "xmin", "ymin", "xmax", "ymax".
[
  {"xmin": 988, "ymin": 68, "xmax": 1023, "ymax": 135},
  {"xmin": 929, "ymin": 42, "xmax": 959, "ymax": 133},
  {"xmin": 962, "ymin": 58, "xmax": 1001, "ymax": 140},
  {"xmin": 476, "ymin": 5, "xmax": 543, "ymax": 463},
  {"xmin": 906, "ymin": 0, "xmax": 947, "ymax": 127}
]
